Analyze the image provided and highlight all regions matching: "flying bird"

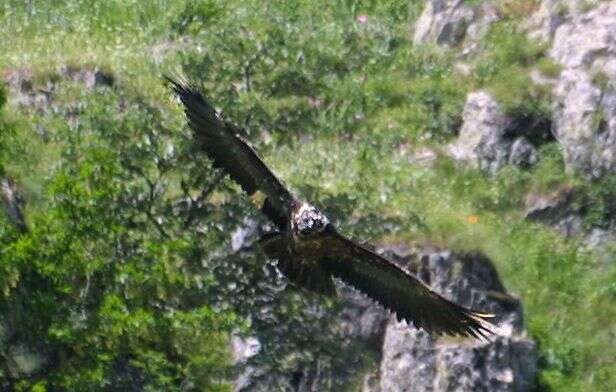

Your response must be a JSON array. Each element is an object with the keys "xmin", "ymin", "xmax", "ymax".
[{"xmin": 167, "ymin": 77, "xmax": 494, "ymax": 339}]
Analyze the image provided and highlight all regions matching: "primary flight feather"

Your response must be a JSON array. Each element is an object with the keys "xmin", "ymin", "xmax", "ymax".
[{"xmin": 168, "ymin": 77, "xmax": 494, "ymax": 339}]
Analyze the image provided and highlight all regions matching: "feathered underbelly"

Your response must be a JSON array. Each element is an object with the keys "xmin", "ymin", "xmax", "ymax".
[{"xmin": 290, "ymin": 233, "xmax": 327, "ymax": 262}]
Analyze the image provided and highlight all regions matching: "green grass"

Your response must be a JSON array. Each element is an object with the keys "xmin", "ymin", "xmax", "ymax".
[
  {"xmin": 537, "ymin": 57, "xmax": 563, "ymax": 78},
  {"xmin": 1, "ymin": 1, "xmax": 615, "ymax": 391},
  {"xmin": 472, "ymin": 21, "xmax": 552, "ymax": 118},
  {"xmin": 1, "ymin": 0, "xmax": 179, "ymax": 68}
]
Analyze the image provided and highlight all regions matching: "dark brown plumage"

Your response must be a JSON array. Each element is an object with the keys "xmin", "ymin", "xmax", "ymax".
[{"xmin": 168, "ymin": 76, "xmax": 494, "ymax": 339}]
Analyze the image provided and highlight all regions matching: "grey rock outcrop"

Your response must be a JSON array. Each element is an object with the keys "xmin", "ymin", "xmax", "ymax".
[
  {"xmin": 550, "ymin": 2, "xmax": 616, "ymax": 178},
  {"xmin": 231, "ymin": 279, "xmax": 388, "ymax": 392},
  {"xmin": 232, "ymin": 334, "xmax": 264, "ymax": 391},
  {"xmin": 524, "ymin": 186, "xmax": 583, "ymax": 237},
  {"xmin": 526, "ymin": 0, "xmax": 573, "ymax": 42},
  {"xmin": 525, "ymin": 186, "xmax": 616, "ymax": 254},
  {"xmin": 413, "ymin": 0, "xmax": 499, "ymax": 53},
  {"xmin": 378, "ymin": 249, "xmax": 537, "ymax": 392},
  {"xmin": 228, "ymin": 220, "xmax": 388, "ymax": 391},
  {"xmin": 0, "ymin": 176, "xmax": 26, "ymax": 231},
  {"xmin": 2, "ymin": 66, "xmax": 114, "ymax": 112},
  {"xmin": 418, "ymin": 0, "xmax": 616, "ymax": 178},
  {"xmin": 336, "ymin": 283, "xmax": 388, "ymax": 344},
  {"xmin": 449, "ymin": 91, "xmax": 549, "ymax": 172},
  {"xmin": 449, "ymin": 91, "xmax": 513, "ymax": 172},
  {"xmin": 231, "ymin": 218, "xmax": 262, "ymax": 252}
]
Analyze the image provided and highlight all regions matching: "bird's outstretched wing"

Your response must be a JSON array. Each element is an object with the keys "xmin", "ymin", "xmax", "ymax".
[
  {"xmin": 167, "ymin": 77, "xmax": 293, "ymax": 229},
  {"xmin": 321, "ymin": 231, "xmax": 494, "ymax": 338}
]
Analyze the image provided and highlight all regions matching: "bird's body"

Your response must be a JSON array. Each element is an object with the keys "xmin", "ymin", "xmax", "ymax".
[
  {"xmin": 168, "ymin": 77, "xmax": 495, "ymax": 339},
  {"xmin": 262, "ymin": 200, "xmax": 339, "ymax": 296}
]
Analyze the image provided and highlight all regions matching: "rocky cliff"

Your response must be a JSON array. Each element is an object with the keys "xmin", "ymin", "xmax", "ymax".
[
  {"xmin": 372, "ymin": 248, "xmax": 535, "ymax": 392},
  {"xmin": 229, "ymin": 233, "xmax": 537, "ymax": 392}
]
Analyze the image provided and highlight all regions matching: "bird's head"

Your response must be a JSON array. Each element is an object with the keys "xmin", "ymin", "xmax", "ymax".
[{"xmin": 293, "ymin": 203, "xmax": 330, "ymax": 236}]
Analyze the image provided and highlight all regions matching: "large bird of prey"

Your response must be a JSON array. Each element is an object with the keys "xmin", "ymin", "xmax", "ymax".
[{"xmin": 168, "ymin": 77, "xmax": 494, "ymax": 339}]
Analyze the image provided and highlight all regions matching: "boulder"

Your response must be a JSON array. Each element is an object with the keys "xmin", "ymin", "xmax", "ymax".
[
  {"xmin": 232, "ymin": 334, "xmax": 264, "ymax": 392},
  {"xmin": 584, "ymin": 228, "xmax": 616, "ymax": 262},
  {"xmin": 524, "ymin": 186, "xmax": 583, "ymax": 237},
  {"xmin": 550, "ymin": 2, "xmax": 616, "ymax": 177},
  {"xmin": 413, "ymin": 0, "xmax": 499, "ymax": 54},
  {"xmin": 449, "ymin": 91, "xmax": 549, "ymax": 172},
  {"xmin": 449, "ymin": 91, "xmax": 511, "ymax": 171}
]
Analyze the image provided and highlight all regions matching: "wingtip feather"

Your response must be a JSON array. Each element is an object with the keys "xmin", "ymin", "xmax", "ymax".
[
  {"xmin": 466, "ymin": 312, "xmax": 498, "ymax": 341},
  {"xmin": 164, "ymin": 74, "xmax": 201, "ymax": 100},
  {"xmin": 471, "ymin": 311, "xmax": 496, "ymax": 319}
]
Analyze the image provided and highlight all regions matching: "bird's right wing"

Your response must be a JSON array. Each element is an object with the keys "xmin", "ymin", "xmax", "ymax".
[
  {"xmin": 321, "ymin": 231, "xmax": 494, "ymax": 338},
  {"xmin": 167, "ymin": 77, "xmax": 294, "ymax": 229}
]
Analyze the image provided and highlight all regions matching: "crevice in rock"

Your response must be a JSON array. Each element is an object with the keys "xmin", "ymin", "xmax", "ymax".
[{"xmin": 503, "ymin": 114, "xmax": 554, "ymax": 148}]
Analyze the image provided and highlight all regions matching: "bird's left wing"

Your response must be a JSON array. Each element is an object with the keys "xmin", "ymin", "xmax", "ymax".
[
  {"xmin": 320, "ymin": 231, "xmax": 494, "ymax": 338},
  {"xmin": 167, "ymin": 77, "xmax": 293, "ymax": 229}
]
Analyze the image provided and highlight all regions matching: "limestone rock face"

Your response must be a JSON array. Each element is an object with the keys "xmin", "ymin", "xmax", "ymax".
[
  {"xmin": 550, "ymin": 2, "xmax": 616, "ymax": 178},
  {"xmin": 526, "ymin": 0, "xmax": 575, "ymax": 42},
  {"xmin": 377, "ymin": 249, "xmax": 537, "ymax": 392},
  {"xmin": 413, "ymin": 0, "xmax": 499, "ymax": 52},
  {"xmin": 231, "ymin": 277, "xmax": 388, "ymax": 392},
  {"xmin": 418, "ymin": 0, "xmax": 616, "ymax": 178},
  {"xmin": 449, "ymin": 91, "xmax": 548, "ymax": 172},
  {"xmin": 336, "ymin": 283, "xmax": 388, "ymax": 343},
  {"xmin": 227, "ymin": 219, "xmax": 388, "ymax": 392}
]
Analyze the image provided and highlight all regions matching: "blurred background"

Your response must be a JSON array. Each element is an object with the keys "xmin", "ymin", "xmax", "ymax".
[{"xmin": 0, "ymin": 0, "xmax": 614, "ymax": 391}]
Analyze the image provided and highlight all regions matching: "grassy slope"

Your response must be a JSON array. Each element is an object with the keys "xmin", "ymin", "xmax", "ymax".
[{"xmin": 1, "ymin": 1, "xmax": 615, "ymax": 390}]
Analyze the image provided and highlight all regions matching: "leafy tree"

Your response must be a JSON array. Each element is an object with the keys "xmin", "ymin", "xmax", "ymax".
[{"xmin": 0, "ymin": 85, "xmax": 236, "ymax": 391}]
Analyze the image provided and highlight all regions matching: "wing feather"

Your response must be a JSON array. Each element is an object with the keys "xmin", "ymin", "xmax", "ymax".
[
  {"xmin": 167, "ymin": 77, "xmax": 293, "ymax": 229},
  {"xmin": 321, "ymin": 232, "xmax": 494, "ymax": 338}
]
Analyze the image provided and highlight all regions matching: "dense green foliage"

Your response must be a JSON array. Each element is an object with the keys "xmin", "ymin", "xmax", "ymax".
[
  {"xmin": 1, "ymin": 80, "xmax": 239, "ymax": 391},
  {"xmin": 0, "ymin": 0, "xmax": 615, "ymax": 391}
]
